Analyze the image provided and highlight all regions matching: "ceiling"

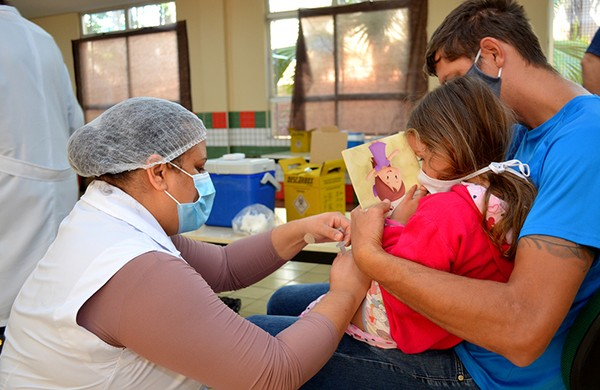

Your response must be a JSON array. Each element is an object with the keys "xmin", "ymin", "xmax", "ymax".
[{"xmin": 11, "ymin": 0, "xmax": 151, "ymax": 19}]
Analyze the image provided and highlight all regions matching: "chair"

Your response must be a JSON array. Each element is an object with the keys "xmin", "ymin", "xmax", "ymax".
[{"xmin": 562, "ymin": 289, "xmax": 600, "ymax": 389}]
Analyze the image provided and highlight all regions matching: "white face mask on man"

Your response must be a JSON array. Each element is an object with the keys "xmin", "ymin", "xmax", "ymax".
[{"xmin": 418, "ymin": 159, "xmax": 530, "ymax": 194}]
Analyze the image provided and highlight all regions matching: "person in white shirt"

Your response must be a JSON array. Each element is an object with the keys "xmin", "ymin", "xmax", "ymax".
[
  {"xmin": 0, "ymin": 0, "xmax": 84, "ymax": 350},
  {"xmin": 0, "ymin": 97, "xmax": 369, "ymax": 389}
]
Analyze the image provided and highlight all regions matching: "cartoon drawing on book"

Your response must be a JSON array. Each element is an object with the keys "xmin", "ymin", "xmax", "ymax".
[
  {"xmin": 367, "ymin": 141, "xmax": 406, "ymax": 203},
  {"xmin": 342, "ymin": 132, "xmax": 421, "ymax": 211}
]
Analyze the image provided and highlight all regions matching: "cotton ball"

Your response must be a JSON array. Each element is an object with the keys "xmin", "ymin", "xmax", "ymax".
[
  {"xmin": 232, "ymin": 204, "xmax": 275, "ymax": 235},
  {"xmin": 239, "ymin": 213, "xmax": 269, "ymax": 235}
]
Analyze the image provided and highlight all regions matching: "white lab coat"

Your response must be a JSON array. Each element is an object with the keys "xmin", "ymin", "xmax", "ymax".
[
  {"xmin": 0, "ymin": 181, "xmax": 204, "ymax": 389},
  {"xmin": 0, "ymin": 6, "xmax": 84, "ymax": 325}
]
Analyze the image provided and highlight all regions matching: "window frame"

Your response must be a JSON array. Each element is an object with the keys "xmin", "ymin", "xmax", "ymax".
[
  {"xmin": 79, "ymin": 1, "xmax": 176, "ymax": 37},
  {"xmin": 266, "ymin": 1, "xmax": 356, "ymax": 137},
  {"xmin": 551, "ymin": 0, "xmax": 599, "ymax": 84},
  {"xmin": 265, "ymin": 0, "xmax": 425, "ymax": 137},
  {"xmin": 72, "ymin": 21, "xmax": 192, "ymax": 118}
]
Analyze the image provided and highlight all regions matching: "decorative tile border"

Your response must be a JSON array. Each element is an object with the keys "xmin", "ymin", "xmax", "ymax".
[
  {"xmin": 197, "ymin": 111, "xmax": 269, "ymax": 129},
  {"xmin": 199, "ymin": 110, "xmax": 289, "ymax": 157}
]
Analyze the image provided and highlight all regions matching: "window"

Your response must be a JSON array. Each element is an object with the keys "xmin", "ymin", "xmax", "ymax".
[
  {"xmin": 553, "ymin": 0, "xmax": 599, "ymax": 83},
  {"xmin": 267, "ymin": 0, "xmax": 427, "ymax": 137},
  {"xmin": 81, "ymin": 2, "xmax": 176, "ymax": 36},
  {"xmin": 73, "ymin": 22, "xmax": 191, "ymax": 123},
  {"xmin": 268, "ymin": 0, "xmax": 377, "ymax": 136}
]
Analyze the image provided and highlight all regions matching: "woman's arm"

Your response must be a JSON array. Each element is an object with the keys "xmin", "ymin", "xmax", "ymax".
[
  {"xmin": 79, "ymin": 247, "xmax": 368, "ymax": 388},
  {"xmin": 172, "ymin": 233, "xmax": 286, "ymax": 292},
  {"xmin": 173, "ymin": 211, "xmax": 350, "ymax": 292},
  {"xmin": 350, "ymin": 201, "xmax": 593, "ymax": 366}
]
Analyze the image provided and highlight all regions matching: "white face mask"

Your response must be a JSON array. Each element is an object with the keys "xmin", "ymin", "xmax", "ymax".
[
  {"xmin": 418, "ymin": 170, "xmax": 462, "ymax": 194},
  {"xmin": 418, "ymin": 159, "xmax": 530, "ymax": 194}
]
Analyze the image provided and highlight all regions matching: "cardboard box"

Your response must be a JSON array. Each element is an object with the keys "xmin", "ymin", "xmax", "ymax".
[
  {"xmin": 288, "ymin": 128, "xmax": 313, "ymax": 153},
  {"xmin": 279, "ymin": 157, "xmax": 346, "ymax": 221},
  {"xmin": 205, "ymin": 154, "xmax": 280, "ymax": 227},
  {"xmin": 310, "ymin": 125, "xmax": 348, "ymax": 165}
]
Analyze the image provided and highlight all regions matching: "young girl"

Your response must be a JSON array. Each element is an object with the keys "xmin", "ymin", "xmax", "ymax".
[{"xmin": 344, "ymin": 76, "xmax": 537, "ymax": 353}]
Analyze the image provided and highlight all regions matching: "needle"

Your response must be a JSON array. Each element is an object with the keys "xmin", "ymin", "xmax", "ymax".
[
  {"xmin": 337, "ymin": 240, "xmax": 347, "ymax": 254},
  {"xmin": 335, "ymin": 227, "xmax": 348, "ymax": 254},
  {"xmin": 304, "ymin": 229, "xmax": 348, "ymax": 254}
]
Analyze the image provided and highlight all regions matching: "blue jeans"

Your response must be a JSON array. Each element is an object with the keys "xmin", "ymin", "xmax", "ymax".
[{"xmin": 247, "ymin": 283, "xmax": 479, "ymax": 389}]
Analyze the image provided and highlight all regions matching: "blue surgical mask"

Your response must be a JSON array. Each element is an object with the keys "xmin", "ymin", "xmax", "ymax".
[
  {"xmin": 164, "ymin": 162, "xmax": 216, "ymax": 233},
  {"xmin": 466, "ymin": 49, "xmax": 503, "ymax": 96}
]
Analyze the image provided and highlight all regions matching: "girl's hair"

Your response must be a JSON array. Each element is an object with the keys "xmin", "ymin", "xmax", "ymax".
[{"xmin": 406, "ymin": 76, "xmax": 536, "ymax": 258}]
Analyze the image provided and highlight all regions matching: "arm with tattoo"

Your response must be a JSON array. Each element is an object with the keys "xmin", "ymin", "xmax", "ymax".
[{"xmin": 350, "ymin": 200, "xmax": 595, "ymax": 366}]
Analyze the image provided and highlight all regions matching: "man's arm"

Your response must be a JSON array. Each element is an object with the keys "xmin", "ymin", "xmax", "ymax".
[
  {"xmin": 350, "ymin": 203, "xmax": 593, "ymax": 367},
  {"xmin": 582, "ymin": 51, "xmax": 600, "ymax": 94}
]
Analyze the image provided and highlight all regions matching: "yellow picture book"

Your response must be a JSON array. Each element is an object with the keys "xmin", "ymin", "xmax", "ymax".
[{"xmin": 342, "ymin": 132, "xmax": 421, "ymax": 209}]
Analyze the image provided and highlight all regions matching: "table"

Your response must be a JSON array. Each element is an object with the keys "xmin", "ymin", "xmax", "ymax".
[
  {"xmin": 260, "ymin": 151, "xmax": 310, "ymax": 161},
  {"xmin": 183, "ymin": 208, "xmax": 341, "ymax": 264}
]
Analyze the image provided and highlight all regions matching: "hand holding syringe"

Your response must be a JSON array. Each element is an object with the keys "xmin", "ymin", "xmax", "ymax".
[{"xmin": 303, "ymin": 227, "xmax": 349, "ymax": 254}]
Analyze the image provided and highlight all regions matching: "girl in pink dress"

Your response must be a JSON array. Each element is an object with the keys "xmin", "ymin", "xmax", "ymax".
[
  {"xmin": 347, "ymin": 76, "xmax": 537, "ymax": 353},
  {"xmin": 305, "ymin": 76, "xmax": 537, "ymax": 354}
]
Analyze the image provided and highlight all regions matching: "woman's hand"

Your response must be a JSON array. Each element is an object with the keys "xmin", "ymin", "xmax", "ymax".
[
  {"xmin": 271, "ymin": 211, "xmax": 350, "ymax": 260},
  {"xmin": 300, "ymin": 211, "xmax": 350, "ymax": 245},
  {"xmin": 329, "ymin": 250, "xmax": 370, "ymax": 297},
  {"xmin": 390, "ymin": 184, "xmax": 427, "ymax": 225},
  {"xmin": 311, "ymin": 250, "xmax": 370, "ymax": 336}
]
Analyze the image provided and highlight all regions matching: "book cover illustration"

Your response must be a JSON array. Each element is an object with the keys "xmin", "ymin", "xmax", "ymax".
[{"xmin": 342, "ymin": 132, "xmax": 421, "ymax": 209}]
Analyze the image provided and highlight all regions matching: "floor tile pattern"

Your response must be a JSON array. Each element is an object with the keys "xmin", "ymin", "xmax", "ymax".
[{"xmin": 219, "ymin": 261, "xmax": 331, "ymax": 318}]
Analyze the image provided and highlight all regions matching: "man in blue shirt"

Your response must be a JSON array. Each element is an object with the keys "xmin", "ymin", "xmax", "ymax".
[
  {"xmin": 583, "ymin": 28, "xmax": 600, "ymax": 94},
  {"xmin": 258, "ymin": 1, "xmax": 600, "ymax": 388},
  {"xmin": 354, "ymin": 0, "xmax": 600, "ymax": 387}
]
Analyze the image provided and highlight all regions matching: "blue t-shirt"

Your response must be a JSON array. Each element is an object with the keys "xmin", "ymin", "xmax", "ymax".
[
  {"xmin": 586, "ymin": 28, "xmax": 600, "ymax": 56},
  {"xmin": 455, "ymin": 95, "xmax": 600, "ymax": 389}
]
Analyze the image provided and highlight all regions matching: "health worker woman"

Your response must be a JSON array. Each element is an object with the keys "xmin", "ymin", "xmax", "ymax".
[{"xmin": 0, "ymin": 97, "xmax": 368, "ymax": 389}]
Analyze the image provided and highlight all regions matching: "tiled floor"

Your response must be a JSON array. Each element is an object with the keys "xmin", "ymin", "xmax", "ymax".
[{"xmin": 219, "ymin": 261, "xmax": 331, "ymax": 318}]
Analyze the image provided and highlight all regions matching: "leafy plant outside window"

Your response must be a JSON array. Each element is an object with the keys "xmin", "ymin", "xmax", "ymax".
[{"xmin": 553, "ymin": 0, "xmax": 599, "ymax": 84}]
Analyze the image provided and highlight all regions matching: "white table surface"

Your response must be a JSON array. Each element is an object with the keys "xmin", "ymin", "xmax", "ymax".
[{"xmin": 183, "ymin": 207, "xmax": 343, "ymax": 254}]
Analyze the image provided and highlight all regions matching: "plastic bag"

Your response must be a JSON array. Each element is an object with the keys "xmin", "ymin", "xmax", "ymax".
[{"xmin": 231, "ymin": 204, "xmax": 276, "ymax": 235}]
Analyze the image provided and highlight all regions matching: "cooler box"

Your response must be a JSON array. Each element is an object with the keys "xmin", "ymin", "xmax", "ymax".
[
  {"xmin": 346, "ymin": 132, "xmax": 365, "ymax": 148},
  {"xmin": 205, "ymin": 153, "xmax": 280, "ymax": 227},
  {"xmin": 279, "ymin": 157, "xmax": 346, "ymax": 221}
]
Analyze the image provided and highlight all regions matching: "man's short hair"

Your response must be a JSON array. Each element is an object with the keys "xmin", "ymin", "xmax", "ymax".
[{"xmin": 425, "ymin": 0, "xmax": 552, "ymax": 76}]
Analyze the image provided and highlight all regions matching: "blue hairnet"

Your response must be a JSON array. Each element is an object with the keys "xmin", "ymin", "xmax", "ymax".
[{"xmin": 68, "ymin": 97, "xmax": 206, "ymax": 177}]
